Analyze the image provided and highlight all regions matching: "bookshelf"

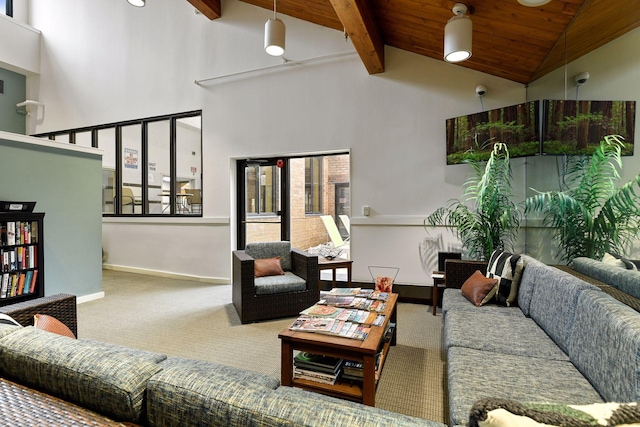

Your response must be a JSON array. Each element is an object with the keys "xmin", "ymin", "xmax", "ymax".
[{"xmin": 0, "ymin": 212, "xmax": 45, "ymax": 305}]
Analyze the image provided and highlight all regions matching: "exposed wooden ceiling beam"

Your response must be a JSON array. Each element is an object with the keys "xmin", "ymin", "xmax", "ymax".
[
  {"xmin": 187, "ymin": 0, "xmax": 221, "ymax": 20},
  {"xmin": 328, "ymin": 0, "xmax": 385, "ymax": 74}
]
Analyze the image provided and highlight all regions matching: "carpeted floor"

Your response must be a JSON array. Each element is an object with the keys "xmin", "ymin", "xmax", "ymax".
[{"xmin": 77, "ymin": 269, "xmax": 448, "ymax": 424}]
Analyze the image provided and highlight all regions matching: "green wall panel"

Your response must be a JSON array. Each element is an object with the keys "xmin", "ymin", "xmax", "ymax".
[{"xmin": 0, "ymin": 137, "xmax": 102, "ymax": 299}]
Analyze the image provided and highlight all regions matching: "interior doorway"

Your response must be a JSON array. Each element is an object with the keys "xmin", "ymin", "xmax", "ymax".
[{"xmin": 236, "ymin": 153, "xmax": 350, "ymax": 252}]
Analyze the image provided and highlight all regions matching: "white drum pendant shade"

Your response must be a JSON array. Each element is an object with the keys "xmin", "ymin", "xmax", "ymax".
[
  {"xmin": 265, "ymin": 18, "xmax": 286, "ymax": 57},
  {"xmin": 444, "ymin": 15, "xmax": 472, "ymax": 63},
  {"xmin": 517, "ymin": 0, "xmax": 551, "ymax": 6}
]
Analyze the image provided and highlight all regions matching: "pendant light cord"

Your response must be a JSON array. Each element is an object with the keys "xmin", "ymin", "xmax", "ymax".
[{"xmin": 274, "ymin": 0, "xmax": 277, "ymax": 19}]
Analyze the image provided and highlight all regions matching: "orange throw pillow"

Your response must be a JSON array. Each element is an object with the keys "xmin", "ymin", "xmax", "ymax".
[
  {"xmin": 34, "ymin": 314, "xmax": 76, "ymax": 339},
  {"xmin": 461, "ymin": 270, "xmax": 499, "ymax": 307},
  {"xmin": 254, "ymin": 257, "xmax": 285, "ymax": 278}
]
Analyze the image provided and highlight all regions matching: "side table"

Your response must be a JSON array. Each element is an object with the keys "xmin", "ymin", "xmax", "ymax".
[
  {"xmin": 318, "ymin": 257, "xmax": 353, "ymax": 288},
  {"xmin": 431, "ymin": 271, "xmax": 445, "ymax": 316}
]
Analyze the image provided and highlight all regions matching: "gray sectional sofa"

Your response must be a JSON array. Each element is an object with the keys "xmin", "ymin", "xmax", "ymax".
[
  {"xmin": 443, "ymin": 256, "xmax": 640, "ymax": 426},
  {"xmin": 0, "ymin": 323, "xmax": 445, "ymax": 427},
  {"xmin": 442, "ymin": 255, "xmax": 640, "ymax": 427},
  {"xmin": 572, "ymin": 256, "xmax": 640, "ymax": 299}
]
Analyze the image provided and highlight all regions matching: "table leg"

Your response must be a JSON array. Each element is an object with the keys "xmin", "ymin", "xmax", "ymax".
[
  {"xmin": 432, "ymin": 283, "xmax": 438, "ymax": 316},
  {"xmin": 347, "ymin": 265, "xmax": 352, "ymax": 286},
  {"xmin": 362, "ymin": 354, "xmax": 376, "ymax": 406},
  {"xmin": 332, "ymin": 268, "xmax": 336, "ymax": 288},
  {"xmin": 281, "ymin": 339, "xmax": 293, "ymax": 386}
]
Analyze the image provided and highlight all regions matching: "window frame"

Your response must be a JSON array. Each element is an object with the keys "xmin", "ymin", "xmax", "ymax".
[
  {"xmin": 31, "ymin": 110, "xmax": 202, "ymax": 218},
  {"xmin": 305, "ymin": 156, "xmax": 323, "ymax": 215}
]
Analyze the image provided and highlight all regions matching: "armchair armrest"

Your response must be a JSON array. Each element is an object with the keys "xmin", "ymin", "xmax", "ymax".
[
  {"xmin": 0, "ymin": 294, "xmax": 77, "ymax": 337},
  {"xmin": 444, "ymin": 259, "xmax": 488, "ymax": 289},
  {"xmin": 291, "ymin": 249, "xmax": 319, "ymax": 293}
]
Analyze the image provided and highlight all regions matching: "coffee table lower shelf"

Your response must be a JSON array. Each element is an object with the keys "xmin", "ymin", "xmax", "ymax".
[
  {"xmin": 289, "ymin": 339, "xmax": 391, "ymax": 403},
  {"xmin": 279, "ymin": 295, "xmax": 397, "ymax": 407}
]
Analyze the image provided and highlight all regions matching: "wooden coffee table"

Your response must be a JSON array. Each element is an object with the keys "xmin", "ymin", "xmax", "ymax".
[{"xmin": 278, "ymin": 293, "xmax": 397, "ymax": 406}]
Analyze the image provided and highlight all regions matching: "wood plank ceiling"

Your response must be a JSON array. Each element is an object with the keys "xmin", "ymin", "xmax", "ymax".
[{"xmin": 188, "ymin": 0, "xmax": 640, "ymax": 84}]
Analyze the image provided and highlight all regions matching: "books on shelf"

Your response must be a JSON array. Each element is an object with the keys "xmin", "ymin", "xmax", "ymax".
[
  {"xmin": 293, "ymin": 352, "xmax": 343, "ymax": 385},
  {"xmin": 342, "ymin": 351, "xmax": 384, "ymax": 382},
  {"xmin": 294, "ymin": 352, "xmax": 343, "ymax": 373},
  {"xmin": 0, "ymin": 214, "xmax": 43, "ymax": 305}
]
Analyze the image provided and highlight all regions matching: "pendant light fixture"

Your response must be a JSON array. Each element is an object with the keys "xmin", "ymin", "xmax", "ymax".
[
  {"xmin": 264, "ymin": 0, "xmax": 286, "ymax": 57},
  {"xmin": 127, "ymin": 0, "xmax": 145, "ymax": 7},
  {"xmin": 517, "ymin": 0, "xmax": 551, "ymax": 6},
  {"xmin": 444, "ymin": 3, "xmax": 472, "ymax": 63}
]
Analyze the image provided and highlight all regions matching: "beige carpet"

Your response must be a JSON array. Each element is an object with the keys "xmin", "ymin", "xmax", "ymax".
[{"xmin": 77, "ymin": 270, "xmax": 448, "ymax": 424}]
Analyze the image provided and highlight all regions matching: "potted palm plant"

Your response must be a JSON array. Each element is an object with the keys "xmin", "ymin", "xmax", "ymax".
[
  {"xmin": 525, "ymin": 134, "xmax": 640, "ymax": 263},
  {"xmin": 425, "ymin": 142, "xmax": 521, "ymax": 261}
]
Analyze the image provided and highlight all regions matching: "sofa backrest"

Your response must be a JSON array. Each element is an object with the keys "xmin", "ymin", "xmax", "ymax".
[
  {"xmin": 568, "ymin": 289, "xmax": 640, "ymax": 402},
  {"xmin": 516, "ymin": 255, "xmax": 547, "ymax": 316},
  {"xmin": 527, "ymin": 263, "xmax": 601, "ymax": 355},
  {"xmin": 245, "ymin": 241, "xmax": 292, "ymax": 271},
  {"xmin": 573, "ymin": 257, "xmax": 640, "ymax": 299}
]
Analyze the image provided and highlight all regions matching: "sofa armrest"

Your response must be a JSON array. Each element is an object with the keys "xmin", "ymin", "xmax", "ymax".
[
  {"xmin": 0, "ymin": 294, "xmax": 77, "ymax": 337},
  {"xmin": 444, "ymin": 260, "xmax": 488, "ymax": 289},
  {"xmin": 291, "ymin": 249, "xmax": 319, "ymax": 292}
]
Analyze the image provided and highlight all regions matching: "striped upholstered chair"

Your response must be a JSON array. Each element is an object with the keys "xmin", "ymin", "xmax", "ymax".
[{"xmin": 232, "ymin": 241, "xmax": 319, "ymax": 324}]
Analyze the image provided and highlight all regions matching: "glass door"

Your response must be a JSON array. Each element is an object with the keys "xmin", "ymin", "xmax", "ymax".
[{"xmin": 237, "ymin": 158, "xmax": 289, "ymax": 248}]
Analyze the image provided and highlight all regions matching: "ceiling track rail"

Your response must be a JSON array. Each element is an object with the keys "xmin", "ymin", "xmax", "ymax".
[{"xmin": 194, "ymin": 50, "xmax": 357, "ymax": 85}]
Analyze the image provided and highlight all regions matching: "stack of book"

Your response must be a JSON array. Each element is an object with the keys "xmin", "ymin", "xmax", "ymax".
[
  {"xmin": 293, "ymin": 352, "xmax": 343, "ymax": 385},
  {"xmin": 342, "ymin": 352, "xmax": 383, "ymax": 382}
]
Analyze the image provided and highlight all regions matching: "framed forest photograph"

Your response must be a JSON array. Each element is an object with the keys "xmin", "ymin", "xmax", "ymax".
[
  {"xmin": 542, "ymin": 100, "xmax": 636, "ymax": 156},
  {"xmin": 445, "ymin": 101, "xmax": 540, "ymax": 165}
]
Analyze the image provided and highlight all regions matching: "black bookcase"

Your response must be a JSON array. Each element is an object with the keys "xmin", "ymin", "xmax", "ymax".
[{"xmin": 0, "ymin": 212, "xmax": 45, "ymax": 306}]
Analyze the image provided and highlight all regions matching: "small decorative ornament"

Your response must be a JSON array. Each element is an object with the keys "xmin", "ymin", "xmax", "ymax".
[
  {"xmin": 276, "ymin": 159, "xmax": 284, "ymax": 168},
  {"xmin": 319, "ymin": 247, "xmax": 342, "ymax": 260}
]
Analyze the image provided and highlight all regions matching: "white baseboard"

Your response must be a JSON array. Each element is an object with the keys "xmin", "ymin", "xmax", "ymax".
[
  {"xmin": 77, "ymin": 292, "xmax": 105, "ymax": 304},
  {"xmin": 102, "ymin": 264, "xmax": 229, "ymax": 284}
]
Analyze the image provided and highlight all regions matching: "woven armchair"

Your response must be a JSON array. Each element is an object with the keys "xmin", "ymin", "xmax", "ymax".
[
  {"xmin": 232, "ymin": 242, "xmax": 319, "ymax": 324},
  {"xmin": 0, "ymin": 294, "xmax": 77, "ymax": 337},
  {"xmin": 443, "ymin": 259, "xmax": 489, "ymax": 289}
]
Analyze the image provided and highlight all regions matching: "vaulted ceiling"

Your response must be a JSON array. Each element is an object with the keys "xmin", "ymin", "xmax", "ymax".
[{"xmin": 188, "ymin": 0, "xmax": 640, "ymax": 84}]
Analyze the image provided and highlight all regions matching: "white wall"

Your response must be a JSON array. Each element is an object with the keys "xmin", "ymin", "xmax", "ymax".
[
  {"xmin": 526, "ymin": 27, "xmax": 640, "ymax": 262},
  {"xmin": 27, "ymin": 0, "xmax": 529, "ymax": 285}
]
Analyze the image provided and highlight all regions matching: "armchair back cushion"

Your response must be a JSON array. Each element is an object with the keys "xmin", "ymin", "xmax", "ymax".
[{"xmin": 246, "ymin": 242, "xmax": 292, "ymax": 271}]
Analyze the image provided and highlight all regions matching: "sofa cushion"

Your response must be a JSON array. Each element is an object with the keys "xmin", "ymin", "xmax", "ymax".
[
  {"xmin": 447, "ymin": 346, "xmax": 603, "ymax": 427},
  {"xmin": 254, "ymin": 257, "xmax": 285, "ymax": 278},
  {"xmin": 246, "ymin": 241, "xmax": 292, "ymax": 271},
  {"xmin": 254, "ymin": 271, "xmax": 307, "ymax": 295},
  {"xmin": 515, "ymin": 255, "xmax": 546, "ymax": 316},
  {"xmin": 568, "ymin": 289, "xmax": 640, "ymax": 402},
  {"xmin": 572, "ymin": 256, "xmax": 640, "ymax": 299},
  {"xmin": 0, "ymin": 323, "xmax": 20, "ymax": 339},
  {"xmin": 258, "ymin": 386, "xmax": 441, "ymax": 426},
  {"xmin": 486, "ymin": 250, "xmax": 525, "ymax": 307},
  {"xmin": 444, "ymin": 310, "xmax": 569, "ymax": 361},
  {"xmin": 468, "ymin": 398, "xmax": 640, "ymax": 427},
  {"xmin": 147, "ymin": 357, "xmax": 281, "ymax": 427},
  {"xmin": 528, "ymin": 265, "xmax": 599, "ymax": 355},
  {"xmin": 461, "ymin": 270, "xmax": 498, "ymax": 306},
  {"xmin": 0, "ymin": 327, "xmax": 163, "ymax": 422},
  {"xmin": 442, "ymin": 289, "xmax": 524, "ymax": 316}
]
